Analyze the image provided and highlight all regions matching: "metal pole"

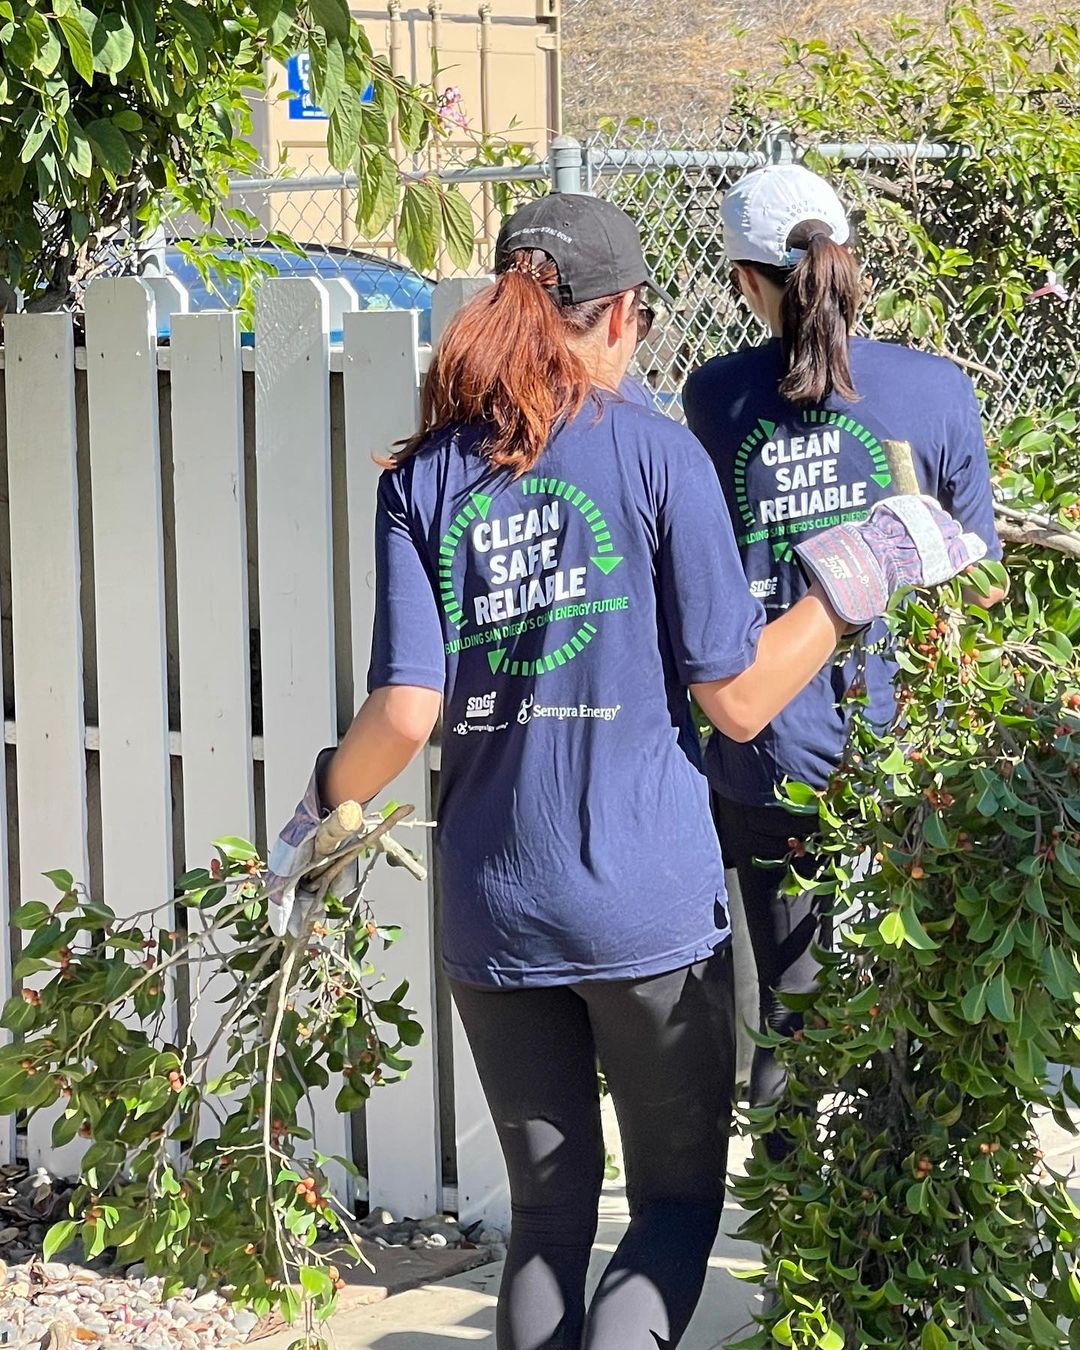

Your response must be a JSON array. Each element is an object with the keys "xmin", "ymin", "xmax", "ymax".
[
  {"xmin": 762, "ymin": 125, "xmax": 796, "ymax": 165},
  {"xmin": 550, "ymin": 135, "xmax": 583, "ymax": 194},
  {"xmin": 388, "ymin": 0, "xmax": 404, "ymax": 160},
  {"xmin": 549, "ymin": 2, "xmax": 563, "ymax": 137},
  {"xmin": 136, "ymin": 224, "xmax": 167, "ymax": 278},
  {"xmin": 478, "ymin": 2, "xmax": 497, "ymax": 263}
]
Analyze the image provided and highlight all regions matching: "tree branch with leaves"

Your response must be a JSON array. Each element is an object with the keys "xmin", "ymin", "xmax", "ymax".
[{"xmin": 0, "ymin": 0, "xmax": 476, "ymax": 314}]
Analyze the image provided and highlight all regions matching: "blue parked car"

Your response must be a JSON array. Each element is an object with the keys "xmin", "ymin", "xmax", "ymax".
[{"xmin": 164, "ymin": 243, "xmax": 435, "ymax": 344}]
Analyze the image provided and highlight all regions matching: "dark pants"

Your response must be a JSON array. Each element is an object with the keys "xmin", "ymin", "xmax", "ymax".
[
  {"xmin": 713, "ymin": 796, "xmax": 828, "ymax": 1159},
  {"xmin": 452, "ymin": 946, "xmax": 735, "ymax": 1350}
]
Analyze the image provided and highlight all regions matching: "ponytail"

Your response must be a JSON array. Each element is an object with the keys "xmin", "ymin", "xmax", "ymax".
[
  {"xmin": 748, "ymin": 219, "xmax": 862, "ymax": 405},
  {"xmin": 388, "ymin": 249, "xmax": 613, "ymax": 477}
]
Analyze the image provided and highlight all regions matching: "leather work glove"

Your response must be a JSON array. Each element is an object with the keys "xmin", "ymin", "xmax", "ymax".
[{"xmin": 795, "ymin": 495, "xmax": 988, "ymax": 628}]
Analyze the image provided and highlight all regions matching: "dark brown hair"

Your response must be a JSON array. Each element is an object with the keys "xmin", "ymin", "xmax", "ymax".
[
  {"xmin": 387, "ymin": 250, "xmax": 619, "ymax": 476},
  {"xmin": 746, "ymin": 219, "xmax": 861, "ymax": 404}
]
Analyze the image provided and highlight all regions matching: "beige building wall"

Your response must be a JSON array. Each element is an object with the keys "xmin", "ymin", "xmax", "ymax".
[{"xmin": 246, "ymin": 3, "xmax": 561, "ymax": 269}]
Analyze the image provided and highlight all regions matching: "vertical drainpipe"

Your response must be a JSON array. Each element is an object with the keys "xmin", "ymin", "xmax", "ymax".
[
  {"xmin": 479, "ymin": 1, "xmax": 496, "ymax": 268},
  {"xmin": 429, "ymin": 0, "xmax": 444, "ymax": 176},
  {"xmin": 550, "ymin": 2, "xmax": 563, "ymax": 137},
  {"xmin": 428, "ymin": 0, "xmax": 445, "ymax": 276},
  {"xmin": 389, "ymin": 0, "xmax": 404, "ymax": 160}
]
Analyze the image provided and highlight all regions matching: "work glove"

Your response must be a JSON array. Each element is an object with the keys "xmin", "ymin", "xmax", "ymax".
[
  {"xmin": 265, "ymin": 749, "xmax": 361, "ymax": 939},
  {"xmin": 795, "ymin": 495, "xmax": 988, "ymax": 628}
]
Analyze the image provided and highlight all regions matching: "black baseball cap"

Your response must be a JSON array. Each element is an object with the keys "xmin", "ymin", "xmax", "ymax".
[{"xmin": 495, "ymin": 193, "xmax": 665, "ymax": 307}]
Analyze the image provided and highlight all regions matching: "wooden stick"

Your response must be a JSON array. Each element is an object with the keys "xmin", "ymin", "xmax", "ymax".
[
  {"xmin": 313, "ymin": 800, "xmax": 364, "ymax": 859},
  {"xmin": 882, "ymin": 439, "xmax": 922, "ymax": 496}
]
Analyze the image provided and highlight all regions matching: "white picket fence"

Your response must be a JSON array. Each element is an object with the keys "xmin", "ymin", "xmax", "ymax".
[{"xmin": 0, "ymin": 275, "xmax": 511, "ymax": 1231}]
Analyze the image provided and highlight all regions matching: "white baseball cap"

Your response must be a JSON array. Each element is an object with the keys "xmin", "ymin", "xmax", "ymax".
[{"xmin": 722, "ymin": 164, "xmax": 851, "ymax": 268}]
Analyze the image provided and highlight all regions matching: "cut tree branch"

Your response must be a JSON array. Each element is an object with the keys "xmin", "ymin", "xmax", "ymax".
[{"xmin": 994, "ymin": 503, "xmax": 1080, "ymax": 559}]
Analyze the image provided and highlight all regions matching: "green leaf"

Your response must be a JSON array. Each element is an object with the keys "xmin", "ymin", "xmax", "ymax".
[
  {"xmin": 986, "ymin": 971, "xmax": 1016, "ymax": 1023},
  {"xmin": 85, "ymin": 119, "xmax": 132, "ymax": 176},
  {"xmin": 399, "ymin": 180, "xmax": 440, "ymax": 274},
  {"xmin": 67, "ymin": 128, "xmax": 93, "ymax": 179},
  {"xmin": 23, "ymin": 918, "xmax": 63, "ymax": 960},
  {"xmin": 56, "ymin": 11, "xmax": 93, "ymax": 84},
  {"xmin": 820, "ymin": 1328, "xmax": 844, "ymax": 1350},
  {"xmin": 13, "ymin": 901, "xmax": 53, "ymax": 929},
  {"xmin": 13, "ymin": 957, "xmax": 51, "ymax": 980},
  {"xmin": 878, "ymin": 910, "xmax": 905, "ymax": 946},
  {"xmin": 1039, "ymin": 630, "xmax": 1073, "ymax": 664},
  {"xmin": 20, "ymin": 116, "xmax": 50, "ymax": 164},
  {"xmin": 43, "ymin": 1219, "xmax": 78, "ymax": 1262},
  {"xmin": 52, "ymin": 1111, "xmax": 81, "ymax": 1148},
  {"xmin": 35, "ymin": 22, "xmax": 62, "ymax": 75},
  {"xmin": 922, "ymin": 810, "xmax": 948, "ymax": 850},
  {"xmin": 327, "ymin": 86, "xmax": 362, "ymax": 171},
  {"xmin": 299, "ymin": 1263, "xmax": 334, "ymax": 1299},
  {"xmin": 961, "ymin": 980, "xmax": 988, "ymax": 1023},
  {"xmin": 212, "ymin": 836, "xmax": 259, "ymax": 862},
  {"xmin": 172, "ymin": 0, "xmax": 214, "ymax": 56},
  {"xmin": 772, "ymin": 1313, "xmax": 794, "ymax": 1345},
  {"xmin": 90, "ymin": 11, "xmax": 134, "ymax": 74},
  {"xmin": 1028, "ymin": 1302, "xmax": 1062, "ymax": 1344},
  {"xmin": 439, "ymin": 186, "xmax": 476, "ymax": 272},
  {"xmin": 310, "ymin": 0, "xmax": 351, "ymax": 41},
  {"xmin": 1, "ymin": 996, "xmax": 36, "ymax": 1033},
  {"xmin": 399, "ymin": 1019, "xmax": 424, "ymax": 1047},
  {"xmin": 355, "ymin": 145, "xmax": 398, "ymax": 236},
  {"xmin": 310, "ymin": 37, "xmax": 346, "ymax": 117},
  {"xmin": 900, "ymin": 905, "xmax": 940, "ymax": 950},
  {"xmin": 398, "ymin": 95, "xmax": 426, "ymax": 153},
  {"xmin": 921, "ymin": 1325, "xmax": 949, "ymax": 1350}
]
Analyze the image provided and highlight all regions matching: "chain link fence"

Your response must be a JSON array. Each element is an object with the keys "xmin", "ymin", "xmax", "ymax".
[{"xmin": 164, "ymin": 123, "xmax": 1080, "ymax": 431}]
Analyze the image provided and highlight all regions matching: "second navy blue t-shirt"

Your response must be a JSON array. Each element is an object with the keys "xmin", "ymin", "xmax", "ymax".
[
  {"xmin": 684, "ymin": 336, "xmax": 1002, "ymax": 806},
  {"xmin": 368, "ymin": 391, "xmax": 765, "ymax": 987}
]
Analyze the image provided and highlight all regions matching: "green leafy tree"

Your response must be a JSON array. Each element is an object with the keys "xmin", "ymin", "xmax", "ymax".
[
  {"xmin": 0, "ymin": 0, "xmax": 476, "ymax": 312},
  {"xmin": 599, "ymin": 3, "xmax": 1080, "ymax": 423}
]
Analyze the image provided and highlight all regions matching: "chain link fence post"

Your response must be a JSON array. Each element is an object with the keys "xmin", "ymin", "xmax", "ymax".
[
  {"xmin": 550, "ymin": 135, "xmax": 585, "ymax": 194},
  {"xmin": 759, "ymin": 125, "xmax": 797, "ymax": 165}
]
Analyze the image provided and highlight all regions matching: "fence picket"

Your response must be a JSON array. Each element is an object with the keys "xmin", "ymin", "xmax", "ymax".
[
  {"xmin": 170, "ymin": 311, "xmax": 255, "ymax": 1099},
  {"xmin": 430, "ymin": 280, "xmax": 510, "ymax": 1233},
  {"xmin": 171, "ymin": 312, "xmax": 254, "ymax": 854},
  {"xmin": 84, "ymin": 279, "xmax": 174, "ymax": 965},
  {"xmin": 342, "ymin": 308, "xmax": 442, "ymax": 1219},
  {"xmin": 1, "ymin": 315, "xmax": 86, "ymax": 1164},
  {"xmin": 254, "ymin": 278, "xmax": 351, "ymax": 1198}
]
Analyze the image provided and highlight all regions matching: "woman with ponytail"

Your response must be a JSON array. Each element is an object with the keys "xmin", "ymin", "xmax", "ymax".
[
  {"xmin": 684, "ymin": 165, "xmax": 1005, "ymax": 1161},
  {"xmin": 265, "ymin": 193, "xmax": 984, "ymax": 1348}
]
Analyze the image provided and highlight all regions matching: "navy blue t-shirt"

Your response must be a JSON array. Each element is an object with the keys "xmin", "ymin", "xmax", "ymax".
[
  {"xmin": 367, "ymin": 392, "xmax": 765, "ymax": 987},
  {"xmin": 684, "ymin": 336, "xmax": 1001, "ymax": 807}
]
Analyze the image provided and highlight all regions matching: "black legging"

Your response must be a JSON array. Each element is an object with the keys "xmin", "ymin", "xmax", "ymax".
[
  {"xmin": 713, "ymin": 795, "xmax": 828, "ymax": 1159},
  {"xmin": 451, "ymin": 946, "xmax": 735, "ymax": 1350}
]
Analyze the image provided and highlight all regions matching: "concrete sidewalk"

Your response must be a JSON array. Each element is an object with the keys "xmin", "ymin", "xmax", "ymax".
[
  {"xmin": 257, "ymin": 1111, "xmax": 1080, "ymax": 1350},
  {"xmin": 257, "ymin": 1187, "xmax": 764, "ymax": 1349},
  {"xmin": 257, "ymin": 1137, "xmax": 766, "ymax": 1350}
]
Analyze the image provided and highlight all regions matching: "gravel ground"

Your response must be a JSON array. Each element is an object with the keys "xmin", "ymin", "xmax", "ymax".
[{"xmin": 0, "ymin": 1262, "xmax": 261, "ymax": 1349}]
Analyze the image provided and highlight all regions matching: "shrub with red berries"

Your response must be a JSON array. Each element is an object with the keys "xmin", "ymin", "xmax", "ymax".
[
  {"xmin": 735, "ymin": 393, "xmax": 1080, "ymax": 1349},
  {"xmin": 0, "ymin": 839, "xmax": 424, "ymax": 1345}
]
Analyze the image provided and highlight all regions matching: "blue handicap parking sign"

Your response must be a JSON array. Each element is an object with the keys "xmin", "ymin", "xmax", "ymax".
[{"xmin": 288, "ymin": 54, "xmax": 376, "ymax": 120}]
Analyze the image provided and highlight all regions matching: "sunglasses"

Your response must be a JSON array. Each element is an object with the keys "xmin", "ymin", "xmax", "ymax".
[{"xmin": 636, "ymin": 295, "xmax": 656, "ymax": 344}]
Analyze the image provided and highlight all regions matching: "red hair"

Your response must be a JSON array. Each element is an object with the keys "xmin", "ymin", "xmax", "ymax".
[{"xmin": 387, "ymin": 250, "xmax": 616, "ymax": 477}]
